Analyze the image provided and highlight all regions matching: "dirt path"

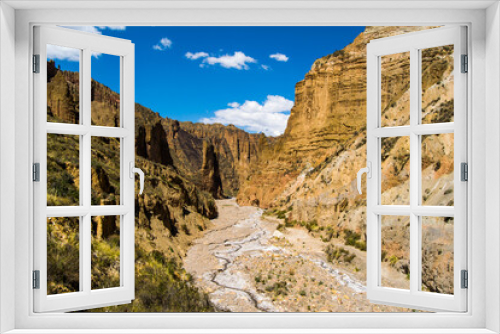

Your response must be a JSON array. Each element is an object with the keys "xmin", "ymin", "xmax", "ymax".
[{"xmin": 184, "ymin": 199, "xmax": 411, "ymax": 312}]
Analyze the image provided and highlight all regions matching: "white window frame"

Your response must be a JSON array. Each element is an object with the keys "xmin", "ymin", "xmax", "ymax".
[
  {"xmin": 365, "ymin": 26, "xmax": 467, "ymax": 312},
  {"xmin": 33, "ymin": 25, "xmax": 136, "ymax": 312},
  {"xmin": 0, "ymin": 1, "xmax": 498, "ymax": 333}
]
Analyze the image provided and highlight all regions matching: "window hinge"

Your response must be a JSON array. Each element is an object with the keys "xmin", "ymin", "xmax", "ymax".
[
  {"xmin": 461, "ymin": 270, "xmax": 468, "ymax": 289},
  {"xmin": 461, "ymin": 162, "xmax": 468, "ymax": 182},
  {"xmin": 461, "ymin": 54, "xmax": 468, "ymax": 73},
  {"xmin": 33, "ymin": 270, "xmax": 40, "ymax": 289},
  {"xmin": 33, "ymin": 163, "xmax": 40, "ymax": 182},
  {"xmin": 33, "ymin": 54, "xmax": 40, "ymax": 73}
]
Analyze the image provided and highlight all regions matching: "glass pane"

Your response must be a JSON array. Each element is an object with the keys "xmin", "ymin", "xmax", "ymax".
[
  {"xmin": 421, "ymin": 134, "xmax": 454, "ymax": 206},
  {"xmin": 380, "ymin": 52, "xmax": 410, "ymax": 127},
  {"xmin": 47, "ymin": 133, "xmax": 80, "ymax": 206},
  {"xmin": 380, "ymin": 215, "xmax": 410, "ymax": 290},
  {"xmin": 91, "ymin": 136, "xmax": 120, "ymax": 205},
  {"xmin": 421, "ymin": 45, "xmax": 454, "ymax": 124},
  {"xmin": 91, "ymin": 215, "xmax": 120, "ymax": 290},
  {"xmin": 47, "ymin": 217, "xmax": 80, "ymax": 295},
  {"xmin": 91, "ymin": 53, "xmax": 120, "ymax": 127},
  {"xmin": 421, "ymin": 217, "xmax": 454, "ymax": 294},
  {"xmin": 47, "ymin": 45, "xmax": 80, "ymax": 124},
  {"xmin": 381, "ymin": 136, "xmax": 410, "ymax": 205}
]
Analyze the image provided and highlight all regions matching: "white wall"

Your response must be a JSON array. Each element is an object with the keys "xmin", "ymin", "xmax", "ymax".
[
  {"xmin": 486, "ymin": 2, "xmax": 500, "ymax": 333},
  {"xmin": 0, "ymin": 1, "xmax": 16, "ymax": 333}
]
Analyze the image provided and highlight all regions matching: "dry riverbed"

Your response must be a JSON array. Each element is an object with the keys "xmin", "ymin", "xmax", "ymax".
[{"xmin": 184, "ymin": 199, "xmax": 413, "ymax": 313}]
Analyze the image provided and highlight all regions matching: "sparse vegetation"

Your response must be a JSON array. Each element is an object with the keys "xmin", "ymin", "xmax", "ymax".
[
  {"xmin": 325, "ymin": 244, "xmax": 356, "ymax": 264},
  {"xmin": 344, "ymin": 229, "xmax": 367, "ymax": 251},
  {"xmin": 389, "ymin": 255, "xmax": 399, "ymax": 266}
]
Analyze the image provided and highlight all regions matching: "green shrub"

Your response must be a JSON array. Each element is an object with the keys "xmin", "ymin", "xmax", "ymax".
[
  {"xmin": 276, "ymin": 210, "xmax": 287, "ymax": 219},
  {"xmin": 389, "ymin": 255, "xmax": 399, "ymax": 266},
  {"xmin": 325, "ymin": 244, "xmax": 356, "ymax": 264}
]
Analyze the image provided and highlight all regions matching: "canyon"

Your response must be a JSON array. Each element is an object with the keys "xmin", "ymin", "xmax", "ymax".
[{"xmin": 46, "ymin": 25, "xmax": 455, "ymax": 312}]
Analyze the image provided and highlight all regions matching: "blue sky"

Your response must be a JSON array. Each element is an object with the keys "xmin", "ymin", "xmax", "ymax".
[{"xmin": 49, "ymin": 26, "xmax": 365, "ymax": 136}]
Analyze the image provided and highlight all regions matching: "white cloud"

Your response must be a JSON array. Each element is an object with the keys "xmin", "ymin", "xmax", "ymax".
[
  {"xmin": 153, "ymin": 37, "xmax": 173, "ymax": 51},
  {"xmin": 204, "ymin": 52, "xmax": 256, "ymax": 69},
  {"xmin": 200, "ymin": 95, "xmax": 293, "ymax": 136},
  {"xmin": 261, "ymin": 64, "xmax": 270, "ymax": 70},
  {"xmin": 62, "ymin": 26, "xmax": 102, "ymax": 34},
  {"xmin": 186, "ymin": 51, "xmax": 257, "ymax": 70},
  {"xmin": 47, "ymin": 44, "xmax": 101, "ymax": 62},
  {"xmin": 270, "ymin": 53, "xmax": 289, "ymax": 62},
  {"xmin": 185, "ymin": 51, "xmax": 209, "ymax": 60}
]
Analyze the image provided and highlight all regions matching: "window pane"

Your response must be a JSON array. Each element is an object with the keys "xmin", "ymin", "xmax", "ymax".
[
  {"xmin": 421, "ymin": 134, "xmax": 454, "ymax": 206},
  {"xmin": 91, "ymin": 215, "xmax": 120, "ymax": 290},
  {"xmin": 47, "ymin": 133, "xmax": 80, "ymax": 206},
  {"xmin": 421, "ymin": 216, "xmax": 454, "ymax": 294},
  {"xmin": 91, "ymin": 53, "xmax": 120, "ymax": 127},
  {"xmin": 380, "ymin": 215, "xmax": 410, "ymax": 290},
  {"xmin": 381, "ymin": 136, "xmax": 410, "ymax": 205},
  {"xmin": 380, "ymin": 52, "xmax": 410, "ymax": 127},
  {"xmin": 47, "ymin": 45, "xmax": 80, "ymax": 124},
  {"xmin": 421, "ymin": 45, "xmax": 454, "ymax": 124},
  {"xmin": 91, "ymin": 137, "xmax": 120, "ymax": 205},
  {"xmin": 47, "ymin": 217, "xmax": 80, "ymax": 295}
]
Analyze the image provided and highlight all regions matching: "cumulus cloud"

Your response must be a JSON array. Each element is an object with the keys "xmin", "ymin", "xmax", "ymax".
[
  {"xmin": 269, "ymin": 53, "xmax": 289, "ymax": 62},
  {"xmin": 204, "ymin": 52, "xmax": 256, "ymax": 69},
  {"xmin": 153, "ymin": 37, "xmax": 173, "ymax": 51},
  {"xmin": 185, "ymin": 51, "xmax": 209, "ymax": 60},
  {"xmin": 261, "ymin": 64, "xmax": 270, "ymax": 70},
  {"xmin": 200, "ymin": 95, "xmax": 293, "ymax": 136},
  {"xmin": 186, "ymin": 51, "xmax": 257, "ymax": 70},
  {"xmin": 47, "ymin": 45, "xmax": 100, "ymax": 62}
]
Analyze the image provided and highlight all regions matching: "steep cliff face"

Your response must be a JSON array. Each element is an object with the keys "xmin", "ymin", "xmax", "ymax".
[
  {"xmin": 180, "ymin": 122, "xmax": 261, "ymax": 197},
  {"xmin": 47, "ymin": 62, "xmax": 79, "ymax": 124},
  {"xmin": 200, "ymin": 141, "xmax": 223, "ymax": 198},
  {"xmin": 136, "ymin": 121, "xmax": 174, "ymax": 166}
]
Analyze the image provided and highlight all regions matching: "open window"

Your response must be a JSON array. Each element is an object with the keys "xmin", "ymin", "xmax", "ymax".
[
  {"xmin": 33, "ymin": 26, "xmax": 139, "ymax": 312},
  {"xmin": 363, "ymin": 26, "xmax": 467, "ymax": 312}
]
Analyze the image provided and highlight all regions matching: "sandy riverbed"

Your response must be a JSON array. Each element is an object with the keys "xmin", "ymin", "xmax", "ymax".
[{"xmin": 184, "ymin": 199, "xmax": 412, "ymax": 313}]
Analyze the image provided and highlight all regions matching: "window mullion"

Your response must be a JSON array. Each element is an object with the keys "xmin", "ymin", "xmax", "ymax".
[
  {"xmin": 82, "ymin": 47, "xmax": 92, "ymax": 294},
  {"xmin": 409, "ymin": 47, "xmax": 421, "ymax": 294}
]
